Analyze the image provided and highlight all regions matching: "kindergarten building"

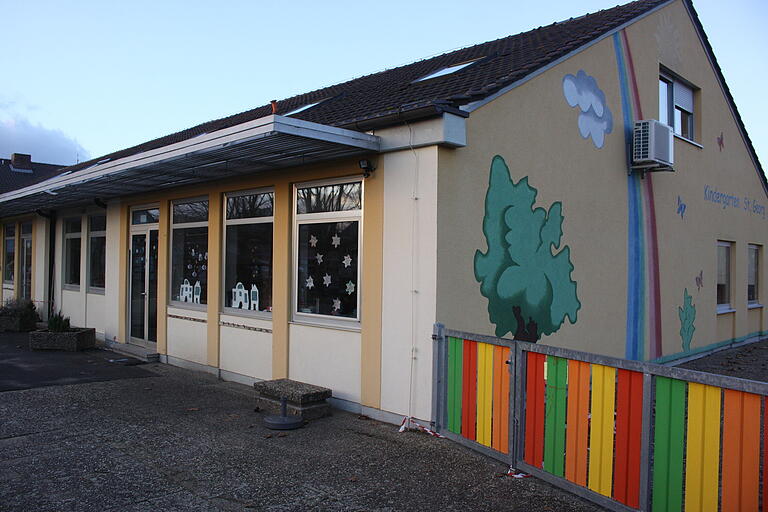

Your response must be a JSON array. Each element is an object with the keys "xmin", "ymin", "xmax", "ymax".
[{"xmin": 0, "ymin": 0, "xmax": 765, "ymax": 423}]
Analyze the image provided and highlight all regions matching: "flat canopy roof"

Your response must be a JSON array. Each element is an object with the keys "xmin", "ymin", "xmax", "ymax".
[{"xmin": 0, "ymin": 115, "xmax": 380, "ymax": 217}]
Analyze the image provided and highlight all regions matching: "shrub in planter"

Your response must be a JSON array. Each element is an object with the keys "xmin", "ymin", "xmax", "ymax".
[
  {"xmin": 0, "ymin": 299, "xmax": 39, "ymax": 332},
  {"xmin": 29, "ymin": 310, "xmax": 95, "ymax": 352}
]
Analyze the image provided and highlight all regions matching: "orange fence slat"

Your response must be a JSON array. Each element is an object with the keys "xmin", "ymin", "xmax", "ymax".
[
  {"xmin": 491, "ymin": 345, "xmax": 510, "ymax": 453},
  {"xmin": 565, "ymin": 359, "xmax": 589, "ymax": 486},
  {"xmin": 722, "ymin": 389, "xmax": 761, "ymax": 511}
]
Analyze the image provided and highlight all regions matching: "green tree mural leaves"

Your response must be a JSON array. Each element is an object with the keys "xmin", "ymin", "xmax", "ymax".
[
  {"xmin": 474, "ymin": 155, "xmax": 580, "ymax": 340},
  {"xmin": 679, "ymin": 288, "xmax": 696, "ymax": 352}
]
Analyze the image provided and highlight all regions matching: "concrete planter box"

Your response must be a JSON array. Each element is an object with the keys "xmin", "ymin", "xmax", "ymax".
[{"xmin": 29, "ymin": 328, "xmax": 96, "ymax": 352}]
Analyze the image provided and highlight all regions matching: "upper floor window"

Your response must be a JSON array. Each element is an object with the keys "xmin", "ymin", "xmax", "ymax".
[
  {"xmin": 3, "ymin": 224, "xmax": 14, "ymax": 283},
  {"xmin": 88, "ymin": 214, "xmax": 107, "ymax": 290},
  {"xmin": 717, "ymin": 241, "xmax": 732, "ymax": 310},
  {"xmin": 171, "ymin": 198, "xmax": 209, "ymax": 305},
  {"xmin": 224, "ymin": 190, "xmax": 273, "ymax": 314},
  {"xmin": 659, "ymin": 73, "xmax": 695, "ymax": 140},
  {"xmin": 295, "ymin": 180, "xmax": 361, "ymax": 323},
  {"xmin": 63, "ymin": 217, "xmax": 82, "ymax": 287},
  {"xmin": 748, "ymin": 244, "xmax": 760, "ymax": 305}
]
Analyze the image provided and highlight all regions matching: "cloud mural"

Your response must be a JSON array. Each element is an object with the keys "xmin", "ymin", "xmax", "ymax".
[{"xmin": 562, "ymin": 70, "xmax": 613, "ymax": 149}]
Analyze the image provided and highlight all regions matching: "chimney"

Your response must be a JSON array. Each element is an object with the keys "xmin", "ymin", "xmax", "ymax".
[{"xmin": 11, "ymin": 153, "xmax": 32, "ymax": 170}]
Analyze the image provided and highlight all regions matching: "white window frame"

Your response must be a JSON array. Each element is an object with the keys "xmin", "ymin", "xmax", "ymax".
[
  {"xmin": 748, "ymin": 244, "xmax": 761, "ymax": 307},
  {"xmin": 19, "ymin": 221, "xmax": 32, "ymax": 301},
  {"xmin": 292, "ymin": 176, "xmax": 363, "ymax": 329},
  {"xmin": 3, "ymin": 223, "xmax": 15, "ymax": 284},
  {"xmin": 222, "ymin": 188, "xmax": 274, "ymax": 319},
  {"xmin": 717, "ymin": 240, "xmax": 733, "ymax": 313},
  {"xmin": 659, "ymin": 70, "xmax": 695, "ymax": 142},
  {"xmin": 87, "ymin": 213, "xmax": 107, "ymax": 294},
  {"xmin": 63, "ymin": 216, "xmax": 82, "ymax": 290},
  {"xmin": 169, "ymin": 197, "xmax": 209, "ymax": 310}
]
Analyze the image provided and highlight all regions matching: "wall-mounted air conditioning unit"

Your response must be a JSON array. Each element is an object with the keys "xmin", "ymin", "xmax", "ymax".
[{"xmin": 632, "ymin": 119, "xmax": 674, "ymax": 170}]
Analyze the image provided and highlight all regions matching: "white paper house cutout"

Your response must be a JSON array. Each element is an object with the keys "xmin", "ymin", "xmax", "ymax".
[
  {"xmin": 231, "ymin": 282, "xmax": 250, "ymax": 310},
  {"xmin": 179, "ymin": 279, "xmax": 193, "ymax": 302},
  {"xmin": 193, "ymin": 281, "xmax": 202, "ymax": 304},
  {"xmin": 250, "ymin": 285, "xmax": 259, "ymax": 311}
]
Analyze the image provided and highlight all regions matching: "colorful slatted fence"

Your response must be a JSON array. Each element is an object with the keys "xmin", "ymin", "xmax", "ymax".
[
  {"xmin": 433, "ymin": 325, "xmax": 768, "ymax": 512},
  {"xmin": 444, "ymin": 336, "xmax": 510, "ymax": 454}
]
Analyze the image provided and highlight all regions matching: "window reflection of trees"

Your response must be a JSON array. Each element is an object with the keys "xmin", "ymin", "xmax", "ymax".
[
  {"xmin": 226, "ymin": 192, "xmax": 273, "ymax": 220},
  {"xmin": 297, "ymin": 183, "xmax": 361, "ymax": 214},
  {"xmin": 173, "ymin": 201, "xmax": 209, "ymax": 223}
]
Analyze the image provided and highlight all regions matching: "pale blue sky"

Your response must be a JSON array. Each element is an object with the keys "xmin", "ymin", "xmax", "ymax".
[{"xmin": 2, "ymin": 0, "xmax": 766, "ymax": 173}]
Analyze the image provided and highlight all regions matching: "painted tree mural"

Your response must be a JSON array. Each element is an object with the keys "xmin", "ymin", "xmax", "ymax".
[
  {"xmin": 474, "ymin": 155, "xmax": 580, "ymax": 341},
  {"xmin": 679, "ymin": 288, "xmax": 696, "ymax": 352}
]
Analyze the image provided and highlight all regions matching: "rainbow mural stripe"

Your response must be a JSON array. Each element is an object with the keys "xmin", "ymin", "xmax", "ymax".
[
  {"xmin": 613, "ymin": 30, "xmax": 663, "ymax": 361},
  {"xmin": 446, "ymin": 337, "xmax": 510, "ymax": 453}
]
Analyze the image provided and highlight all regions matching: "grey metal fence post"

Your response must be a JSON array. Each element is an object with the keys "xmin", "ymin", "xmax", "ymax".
[
  {"xmin": 506, "ymin": 339, "xmax": 517, "ymax": 466},
  {"xmin": 512, "ymin": 341, "xmax": 526, "ymax": 468},
  {"xmin": 431, "ymin": 322, "xmax": 446, "ymax": 431},
  {"xmin": 638, "ymin": 372, "xmax": 653, "ymax": 512}
]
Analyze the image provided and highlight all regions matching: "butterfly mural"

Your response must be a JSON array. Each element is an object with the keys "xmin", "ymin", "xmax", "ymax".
[{"xmin": 676, "ymin": 196, "xmax": 687, "ymax": 220}]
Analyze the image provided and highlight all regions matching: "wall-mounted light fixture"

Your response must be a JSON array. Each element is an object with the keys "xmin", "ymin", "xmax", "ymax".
[{"xmin": 358, "ymin": 158, "xmax": 376, "ymax": 178}]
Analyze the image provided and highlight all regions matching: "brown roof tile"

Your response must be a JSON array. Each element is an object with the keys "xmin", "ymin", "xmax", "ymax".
[{"xmin": 60, "ymin": 0, "xmax": 669, "ymax": 175}]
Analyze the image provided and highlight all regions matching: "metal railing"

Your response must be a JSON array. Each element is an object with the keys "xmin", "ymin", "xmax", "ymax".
[{"xmin": 432, "ymin": 323, "xmax": 768, "ymax": 512}]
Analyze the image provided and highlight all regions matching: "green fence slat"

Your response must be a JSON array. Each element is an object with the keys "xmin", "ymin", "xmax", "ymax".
[
  {"xmin": 544, "ymin": 356, "xmax": 568, "ymax": 477},
  {"xmin": 652, "ymin": 377, "xmax": 686, "ymax": 512},
  {"xmin": 447, "ymin": 337, "xmax": 463, "ymax": 433}
]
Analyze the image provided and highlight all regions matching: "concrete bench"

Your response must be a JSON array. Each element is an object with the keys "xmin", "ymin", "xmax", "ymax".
[{"xmin": 254, "ymin": 378, "xmax": 331, "ymax": 420}]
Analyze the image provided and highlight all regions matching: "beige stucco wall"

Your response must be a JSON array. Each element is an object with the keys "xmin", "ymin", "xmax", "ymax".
[
  {"xmin": 436, "ymin": 0, "xmax": 767, "ymax": 360},
  {"xmin": 219, "ymin": 313, "xmax": 273, "ymax": 380},
  {"xmin": 380, "ymin": 146, "xmax": 438, "ymax": 420}
]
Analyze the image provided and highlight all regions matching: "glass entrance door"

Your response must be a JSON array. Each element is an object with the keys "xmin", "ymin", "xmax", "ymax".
[{"xmin": 129, "ymin": 229, "xmax": 158, "ymax": 345}]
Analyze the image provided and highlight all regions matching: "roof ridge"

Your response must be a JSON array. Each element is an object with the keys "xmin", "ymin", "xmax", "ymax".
[{"xmin": 61, "ymin": 0, "xmax": 669, "ymax": 175}]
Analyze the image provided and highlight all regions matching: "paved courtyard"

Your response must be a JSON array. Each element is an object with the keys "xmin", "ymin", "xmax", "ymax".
[{"xmin": 0, "ymin": 334, "xmax": 602, "ymax": 512}]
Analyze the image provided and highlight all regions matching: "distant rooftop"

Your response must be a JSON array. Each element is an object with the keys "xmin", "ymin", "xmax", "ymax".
[{"xmin": 0, "ymin": 154, "xmax": 66, "ymax": 195}]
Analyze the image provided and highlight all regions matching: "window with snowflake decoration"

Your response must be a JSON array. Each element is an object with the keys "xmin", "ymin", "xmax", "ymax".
[
  {"xmin": 171, "ymin": 198, "xmax": 209, "ymax": 305},
  {"xmin": 224, "ymin": 190, "xmax": 273, "ymax": 313},
  {"xmin": 295, "ymin": 180, "xmax": 361, "ymax": 321}
]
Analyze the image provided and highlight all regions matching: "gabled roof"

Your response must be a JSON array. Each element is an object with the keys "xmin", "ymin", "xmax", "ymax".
[
  {"xmin": 0, "ymin": 158, "xmax": 65, "ymax": 195},
  {"xmin": 61, "ymin": 0, "xmax": 669, "ymax": 175}
]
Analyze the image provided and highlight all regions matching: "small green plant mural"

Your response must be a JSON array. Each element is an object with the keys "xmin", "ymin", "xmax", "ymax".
[
  {"xmin": 679, "ymin": 288, "xmax": 696, "ymax": 352},
  {"xmin": 474, "ymin": 155, "xmax": 580, "ymax": 341}
]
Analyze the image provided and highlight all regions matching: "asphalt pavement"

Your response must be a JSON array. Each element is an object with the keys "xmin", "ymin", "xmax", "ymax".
[{"xmin": 0, "ymin": 332, "xmax": 603, "ymax": 512}]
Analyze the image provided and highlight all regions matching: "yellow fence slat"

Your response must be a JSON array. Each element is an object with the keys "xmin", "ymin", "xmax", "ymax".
[
  {"xmin": 588, "ymin": 364, "xmax": 616, "ymax": 496},
  {"xmin": 685, "ymin": 383, "xmax": 721, "ymax": 512},
  {"xmin": 475, "ymin": 343, "xmax": 493, "ymax": 446}
]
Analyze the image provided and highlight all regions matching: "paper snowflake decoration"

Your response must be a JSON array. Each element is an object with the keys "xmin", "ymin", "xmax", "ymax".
[
  {"xmin": 332, "ymin": 298, "xmax": 341, "ymax": 311},
  {"xmin": 323, "ymin": 274, "xmax": 332, "ymax": 287},
  {"xmin": 305, "ymin": 276, "xmax": 314, "ymax": 289},
  {"xmin": 331, "ymin": 234, "xmax": 341, "ymax": 248},
  {"xmin": 315, "ymin": 253, "xmax": 324, "ymax": 264},
  {"xmin": 346, "ymin": 281, "xmax": 355, "ymax": 295},
  {"xmin": 342, "ymin": 255, "xmax": 352, "ymax": 268},
  {"xmin": 309, "ymin": 235, "xmax": 318, "ymax": 247}
]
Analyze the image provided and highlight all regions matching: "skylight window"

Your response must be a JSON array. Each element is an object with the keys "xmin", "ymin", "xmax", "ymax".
[
  {"xmin": 285, "ymin": 101, "xmax": 320, "ymax": 116},
  {"xmin": 414, "ymin": 59, "xmax": 480, "ymax": 82}
]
